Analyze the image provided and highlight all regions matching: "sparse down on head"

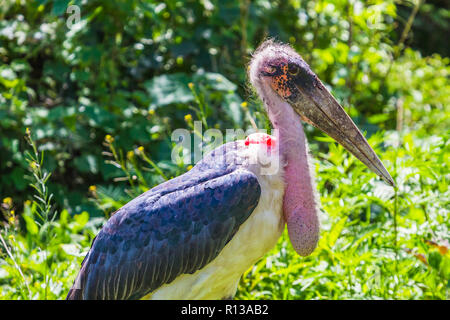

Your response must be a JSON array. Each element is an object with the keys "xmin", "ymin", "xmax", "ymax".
[{"xmin": 249, "ymin": 40, "xmax": 394, "ymax": 187}]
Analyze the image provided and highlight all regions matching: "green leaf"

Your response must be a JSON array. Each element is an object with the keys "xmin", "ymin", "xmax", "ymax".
[
  {"xmin": 144, "ymin": 73, "xmax": 193, "ymax": 108},
  {"xmin": 328, "ymin": 217, "xmax": 347, "ymax": 248},
  {"xmin": 74, "ymin": 154, "xmax": 98, "ymax": 174},
  {"xmin": 52, "ymin": 0, "xmax": 71, "ymax": 16},
  {"xmin": 23, "ymin": 213, "xmax": 39, "ymax": 235},
  {"xmin": 10, "ymin": 167, "xmax": 27, "ymax": 191},
  {"xmin": 194, "ymin": 72, "xmax": 237, "ymax": 92},
  {"xmin": 223, "ymin": 93, "xmax": 243, "ymax": 125},
  {"xmin": 73, "ymin": 211, "xmax": 89, "ymax": 229}
]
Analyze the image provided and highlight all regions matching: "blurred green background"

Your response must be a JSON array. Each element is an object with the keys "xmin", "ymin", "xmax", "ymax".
[{"xmin": 0, "ymin": 0, "xmax": 449, "ymax": 299}]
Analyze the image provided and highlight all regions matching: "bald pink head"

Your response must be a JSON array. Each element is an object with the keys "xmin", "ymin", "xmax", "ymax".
[{"xmin": 248, "ymin": 39, "xmax": 393, "ymax": 256}]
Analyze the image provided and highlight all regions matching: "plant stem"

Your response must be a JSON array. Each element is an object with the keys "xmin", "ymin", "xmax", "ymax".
[{"xmin": 0, "ymin": 233, "xmax": 32, "ymax": 299}]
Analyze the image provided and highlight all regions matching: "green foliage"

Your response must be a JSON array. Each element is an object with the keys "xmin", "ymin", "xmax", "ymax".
[
  {"xmin": 1, "ymin": 132, "xmax": 103, "ymax": 299},
  {"xmin": 0, "ymin": 0, "xmax": 449, "ymax": 299},
  {"xmin": 236, "ymin": 131, "xmax": 449, "ymax": 299}
]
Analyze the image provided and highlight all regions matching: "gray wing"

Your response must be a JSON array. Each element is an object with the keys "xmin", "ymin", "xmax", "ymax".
[{"xmin": 67, "ymin": 142, "xmax": 261, "ymax": 300}]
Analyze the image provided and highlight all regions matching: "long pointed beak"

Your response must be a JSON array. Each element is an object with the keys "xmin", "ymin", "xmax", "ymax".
[{"xmin": 289, "ymin": 76, "xmax": 395, "ymax": 186}]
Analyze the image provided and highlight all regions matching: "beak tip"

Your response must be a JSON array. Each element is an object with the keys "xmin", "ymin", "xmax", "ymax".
[{"xmin": 383, "ymin": 174, "xmax": 395, "ymax": 188}]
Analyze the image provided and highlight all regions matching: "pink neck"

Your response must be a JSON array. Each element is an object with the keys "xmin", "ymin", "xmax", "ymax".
[{"xmin": 262, "ymin": 89, "xmax": 319, "ymax": 256}]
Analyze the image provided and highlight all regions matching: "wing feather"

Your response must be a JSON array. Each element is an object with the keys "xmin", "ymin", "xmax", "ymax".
[{"xmin": 67, "ymin": 142, "xmax": 261, "ymax": 300}]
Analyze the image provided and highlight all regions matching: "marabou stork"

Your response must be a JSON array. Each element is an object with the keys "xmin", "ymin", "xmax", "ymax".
[{"xmin": 67, "ymin": 40, "xmax": 393, "ymax": 300}]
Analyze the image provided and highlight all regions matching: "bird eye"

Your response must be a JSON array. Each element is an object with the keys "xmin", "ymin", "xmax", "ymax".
[
  {"xmin": 288, "ymin": 64, "xmax": 300, "ymax": 76},
  {"xmin": 264, "ymin": 65, "xmax": 277, "ymax": 74}
]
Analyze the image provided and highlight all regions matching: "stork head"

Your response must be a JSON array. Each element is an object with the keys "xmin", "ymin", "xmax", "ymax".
[{"xmin": 249, "ymin": 40, "xmax": 394, "ymax": 186}]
